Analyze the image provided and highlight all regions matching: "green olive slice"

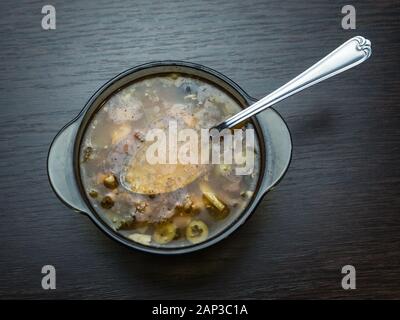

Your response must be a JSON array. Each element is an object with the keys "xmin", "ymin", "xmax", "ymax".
[
  {"xmin": 186, "ymin": 220, "xmax": 209, "ymax": 244},
  {"xmin": 153, "ymin": 222, "xmax": 177, "ymax": 244}
]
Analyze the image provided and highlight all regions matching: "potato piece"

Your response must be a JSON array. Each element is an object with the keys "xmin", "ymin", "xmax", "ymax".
[
  {"xmin": 180, "ymin": 113, "xmax": 197, "ymax": 127},
  {"xmin": 128, "ymin": 233, "xmax": 151, "ymax": 246},
  {"xmin": 173, "ymin": 214, "xmax": 192, "ymax": 228},
  {"xmin": 153, "ymin": 222, "xmax": 177, "ymax": 244},
  {"xmin": 203, "ymin": 192, "xmax": 225, "ymax": 212},
  {"xmin": 111, "ymin": 125, "xmax": 131, "ymax": 144},
  {"xmin": 103, "ymin": 173, "xmax": 119, "ymax": 189},
  {"xmin": 96, "ymin": 173, "xmax": 106, "ymax": 184},
  {"xmin": 186, "ymin": 220, "xmax": 209, "ymax": 244}
]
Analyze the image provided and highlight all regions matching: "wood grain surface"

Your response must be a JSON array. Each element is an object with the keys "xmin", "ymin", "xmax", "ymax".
[{"xmin": 0, "ymin": 0, "xmax": 399, "ymax": 299}]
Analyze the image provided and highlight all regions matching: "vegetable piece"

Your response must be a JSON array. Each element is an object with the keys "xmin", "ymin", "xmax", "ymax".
[
  {"xmin": 240, "ymin": 190, "xmax": 254, "ymax": 199},
  {"xmin": 111, "ymin": 125, "xmax": 131, "ymax": 144},
  {"xmin": 88, "ymin": 190, "xmax": 98, "ymax": 198},
  {"xmin": 204, "ymin": 198, "xmax": 230, "ymax": 220},
  {"xmin": 184, "ymin": 94, "xmax": 197, "ymax": 101},
  {"xmin": 181, "ymin": 113, "xmax": 197, "ymax": 127},
  {"xmin": 173, "ymin": 214, "xmax": 192, "ymax": 228},
  {"xmin": 183, "ymin": 196, "xmax": 193, "ymax": 212},
  {"xmin": 199, "ymin": 182, "xmax": 230, "ymax": 219},
  {"xmin": 82, "ymin": 146, "xmax": 93, "ymax": 162},
  {"xmin": 103, "ymin": 173, "xmax": 119, "ymax": 189},
  {"xmin": 133, "ymin": 131, "xmax": 145, "ymax": 142},
  {"xmin": 101, "ymin": 196, "xmax": 114, "ymax": 209},
  {"xmin": 134, "ymin": 201, "xmax": 148, "ymax": 213},
  {"xmin": 216, "ymin": 164, "xmax": 232, "ymax": 177},
  {"xmin": 175, "ymin": 195, "xmax": 194, "ymax": 214},
  {"xmin": 112, "ymin": 215, "xmax": 135, "ymax": 230},
  {"xmin": 128, "ymin": 233, "xmax": 151, "ymax": 246},
  {"xmin": 96, "ymin": 173, "xmax": 106, "ymax": 184},
  {"xmin": 186, "ymin": 220, "xmax": 209, "ymax": 244},
  {"xmin": 203, "ymin": 192, "xmax": 225, "ymax": 212},
  {"xmin": 153, "ymin": 222, "xmax": 177, "ymax": 244}
]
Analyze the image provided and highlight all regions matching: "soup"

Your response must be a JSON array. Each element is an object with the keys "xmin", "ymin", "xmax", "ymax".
[{"xmin": 79, "ymin": 73, "xmax": 261, "ymax": 248}]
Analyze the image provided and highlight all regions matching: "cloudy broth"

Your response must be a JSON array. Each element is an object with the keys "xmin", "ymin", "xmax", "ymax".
[{"xmin": 79, "ymin": 73, "xmax": 261, "ymax": 248}]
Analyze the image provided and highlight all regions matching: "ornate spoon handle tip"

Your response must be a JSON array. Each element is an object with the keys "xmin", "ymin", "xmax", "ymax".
[{"xmin": 216, "ymin": 36, "xmax": 372, "ymax": 130}]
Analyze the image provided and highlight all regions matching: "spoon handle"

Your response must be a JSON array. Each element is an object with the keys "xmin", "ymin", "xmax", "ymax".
[{"xmin": 215, "ymin": 36, "xmax": 372, "ymax": 130}]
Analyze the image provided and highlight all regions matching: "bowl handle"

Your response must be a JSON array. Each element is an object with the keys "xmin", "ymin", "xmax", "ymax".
[
  {"xmin": 47, "ymin": 120, "xmax": 90, "ymax": 214},
  {"xmin": 245, "ymin": 96, "xmax": 292, "ymax": 194}
]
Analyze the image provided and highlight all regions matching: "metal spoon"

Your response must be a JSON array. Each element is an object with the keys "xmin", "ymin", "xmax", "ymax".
[{"xmin": 214, "ymin": 36, "xmax": 372, "ymax": 131}]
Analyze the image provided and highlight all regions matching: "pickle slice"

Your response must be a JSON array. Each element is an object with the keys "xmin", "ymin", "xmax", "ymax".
[
  {"xmin": 153, "ymin": 222, "xmax": 177, "ymax": 244},
  {"xmin": 186, "ymin": 220, "xmax": 209, "ymax": 244}
]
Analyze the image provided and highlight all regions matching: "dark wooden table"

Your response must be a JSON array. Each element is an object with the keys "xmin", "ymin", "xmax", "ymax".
[{"xmin": 0, "ymin": 0, "xmax": 399, "ymax": 299}]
